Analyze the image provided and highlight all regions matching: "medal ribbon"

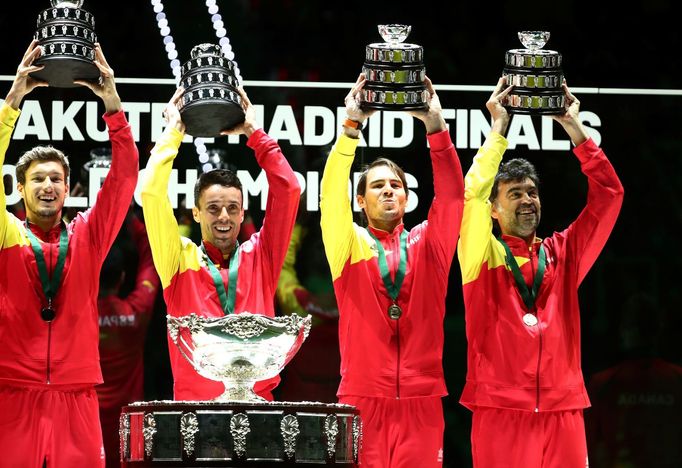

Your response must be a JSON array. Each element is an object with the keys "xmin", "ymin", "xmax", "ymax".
[
  {"xmin": 201, "ymin": 242, "xmax": 239, "ymax": 315},
  {"xmin": 24, "ymin": 220, "xmax": 69, "ymax": 304},
  {"xmin": 499, "ymin": 238, "xmax": 546, "ymax": 311},
  {"xmin": 368, "ymin": 229, "xmax": 408, "ymax": 301}
]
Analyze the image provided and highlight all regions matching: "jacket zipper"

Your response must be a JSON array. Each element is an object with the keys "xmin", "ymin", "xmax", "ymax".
[
  {"xmin": 396, "ymin": 319, "xmax": 401, "ymax": 399},
  {"xmin": 529, "ymin": 246, "xmax": 541, "ymax": 412},
  {"xmin": 46, "ymin": 237, "xmax": 53, "ymax": 384}
]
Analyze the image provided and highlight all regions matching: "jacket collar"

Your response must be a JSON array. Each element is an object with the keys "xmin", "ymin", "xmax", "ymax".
[{"xmin": 368, "ymin": 222, "xmax": 405, "ymax": 240}]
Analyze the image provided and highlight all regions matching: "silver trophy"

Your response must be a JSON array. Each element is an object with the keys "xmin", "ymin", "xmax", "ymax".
[
  {"xmin": 503, "ymin": 31, "xmax": 565, "ymax": 114},
  {"xmin": 167, "ymin": 312, "xmax": 312, "ymax": 402},
  {"xmin": 179, "ymin": 43, "xmax": 245, "ymax": 137},
  {"xmin": 361, "ymin": 24, "xmax": 428, "ymax": 110},
  {"xmin": 31, "ymin": 0, "xmax": 99, "ymax": 88}
]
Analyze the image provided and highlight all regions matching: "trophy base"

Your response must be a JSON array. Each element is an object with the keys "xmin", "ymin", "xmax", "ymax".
[
  {"xmin": 31, "ymin": 56, "xmax": 99, "ymax": 88},
  {"xmin": 181, "ymin": 101, "xmax": 246, "ymax": 138},
  {"xmin": 120, "ymin": 400, "xmax": 362, "ymax": 466}
]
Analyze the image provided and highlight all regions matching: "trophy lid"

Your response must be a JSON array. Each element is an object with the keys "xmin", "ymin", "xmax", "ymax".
[
  {"xmin": 518, "ymin": 31, "xmax": 550, "ymax": 50},
  {"xmin": 51, "ymin": 0, "xmax": 84, "ymax": 7},
  {"xmin": 191, "ymin": 43, "xmax": 224, "ymax": 59},
  {"xmin": 378, "ymin": 24, "xmax": 411, "ymax": 44}
]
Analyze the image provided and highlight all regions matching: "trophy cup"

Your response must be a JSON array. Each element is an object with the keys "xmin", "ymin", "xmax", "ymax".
[
  {"xmin": 361, "ymin": 24, "xmax": 428, "ymax": 110},
  {"xmin": 179, "ymin": 43, "xmax": 245, "ymax": 137},
  {"xmin": 167, "ymin": 312, "xmax": 312, "ymax": 402},
  {"xmin": 502, "ymin": 31, "xmax": 565, "ymax": 114},
  {"xmin": 120, "ymin": 313, "xmax": 364, "ymax": 464},
  {"xmin": 31, "ymin": 0, "xmax": 100, "ymax": 88}
]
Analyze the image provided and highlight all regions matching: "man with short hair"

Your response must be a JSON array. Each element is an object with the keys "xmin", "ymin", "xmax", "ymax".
[
  {"xmin": 320, "ymin": 74, "xmax": 463, "ymax": 467},
  {"xmin": 0, "ymin": 40, "xmax": 139, "ymax": 466},
  {"xmin": 141, "ymin": 87, "xmax": 300, "ymax": 400},
  {"xmin": 457, "ymin": 77, "xmax": 624, "ymax": 467}
]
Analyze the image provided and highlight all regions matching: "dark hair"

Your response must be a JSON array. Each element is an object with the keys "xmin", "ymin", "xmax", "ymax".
[
  {"xmin": 356, "ymin": 158, "xmax": 408, "ymax": 198},
  {"xmin": 16, "ymin": 146, "xmax": 70, "ymax": 185},
  {"xmin": 194, "ymin": 169, "xmax": 243, "ymax": 208},
  {"xmin": 490, "ymin": 158, "xmax": 540, "ymax": 202}
]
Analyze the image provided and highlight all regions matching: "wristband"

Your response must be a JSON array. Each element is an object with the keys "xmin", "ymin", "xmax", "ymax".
[{"xmin": 343, "ymin": 118, "xmax": 363, "ymax": 131}]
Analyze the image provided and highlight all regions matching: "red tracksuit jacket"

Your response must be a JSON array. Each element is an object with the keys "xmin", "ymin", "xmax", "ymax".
[
  {"xmin": 320, "ymin": 130, "xmax": 463, "ymax": 399},
  {"xmin": 0, "ymin": 103, "xmax": 139, "ymax": 387},
  {"xmin": 458, "ymin": 132, "xmax": 624, "ymax": 412},
  {"xmin": 141, "ymin": 126, "xmax": 300, "ymax": 400}
]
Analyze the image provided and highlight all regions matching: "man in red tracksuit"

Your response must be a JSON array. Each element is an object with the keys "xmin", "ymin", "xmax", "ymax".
[
  {"xmin": 97, "ymin": 213, "xmax": 160, "ymax": 468},
  {"xmin": 320, "ymin": 74, "xmax": 463, "ymax": 467},
  {"xmin": 141, "ymin": 87, "xmax": 300, "ymax": 401},
  {"xmin": 457, "ymin": 77, "xmax": 624, "ymax": 467},
  {"xmin": 0, "ymin": 41, "xmax": 139, "ymax": 467}
]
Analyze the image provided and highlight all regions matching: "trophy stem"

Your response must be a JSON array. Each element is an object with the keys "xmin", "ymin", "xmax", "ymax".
[{"xmin": 216, "ymin": 382, "xmax": 266, "ymax": 402}]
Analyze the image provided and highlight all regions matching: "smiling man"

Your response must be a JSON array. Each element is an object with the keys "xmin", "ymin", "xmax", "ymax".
[
  {"xmin": 141, "ymin": 87, "xmax": 300, "ymax": 400},
  {"xmin": 320, "ymin": 74, "xmax": 463, "ymax": 467},
  {"xmin": 0, "ymin": 40, "xmax": 138, "ymax": 467},
  {"xmin": 457, "ymin": 77, "xmax": 624, "ymax": 468}
]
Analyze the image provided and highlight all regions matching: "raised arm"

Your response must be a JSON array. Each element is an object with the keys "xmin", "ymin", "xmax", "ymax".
[
  {"xmin": 319, "ymin": 74, "xmax": 375, "ymax": 280},
  {"xmin": 552, "ymin": 82, "xmax": 624, "ymax": 283},
  {"xmin": 73, "ymin": 44, "xmax": 139, "ymax": 259},
  {"xmin": 457, "ymin": 78, "xmax": 511, "ymax": 284},
  {"xmin": 2, "ymin": 41, "xmax": 48, "ymax": 244},
  {"xmin": 140, "ymin": 88, "xmax": 185, "ymax": 288},
  {"xmin": 220, "ymin": 87, "xmax": 301, "ymax": 287},
  {"xmin": 409, "ymin": 77, "xmax": 464, "ymax": 267}
]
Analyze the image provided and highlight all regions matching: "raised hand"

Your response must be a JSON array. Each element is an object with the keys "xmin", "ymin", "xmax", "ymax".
[
  {"xmin": 486, "ymin": 76, "xmax": 513, "ymax": 135},
  {"xmin": 408, "ymin": 76, "xmax": 446, "ymax": 134},
  {"xmin": 220, "ymin": 87, "xmax": 262, "ymax": 138},
  {"xmin": 74, "ymin": 43, "xmax": 121, "ymax": 113},
  {"xmin": 4, "ymin": 40, "xmax": 48, "ymax": 109},
  {"xmin": 551, "ymin": 80, "xmax": 588, "ymax": 145},
  {"xmin": 161, "ymin": 87, "xmax": 186, "ymax": 133},
  {"xmin": 344, "ymin": 73, "xmax": 375, "ymax": 123}
]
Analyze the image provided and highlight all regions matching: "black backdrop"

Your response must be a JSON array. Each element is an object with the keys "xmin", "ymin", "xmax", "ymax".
[{"xmin": 1, "ymin": 2, "xmax": 680, "ymax": 466}]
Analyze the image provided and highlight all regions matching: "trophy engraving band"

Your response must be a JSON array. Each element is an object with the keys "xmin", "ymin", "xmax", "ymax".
[
  {"xmin": 365, "ymin": 45, "xmax": 423, "ymax": 65},
  {"xmin": 505, "ymin": 49, "xmax": 562, "ymax": 69},
  {"xmin": 179, "ymin": 86, "xmax": 240, "ymax": 107},
  {"xmin": 181, "ymin": 56, "xmax": 234, "ymax": 75},
  {"xmin": 362, "ymin": 65, "xmax": 425, "ymax": 85},
  {"xmin": 35, "ymin": 24, "xmax": 96, "ymax": 42},
  {"xmin": 361, "ymin": 87, "xmax": 428, "ymax": 107},
  {"xmin": 503, "ymin": 70, "xmax": 564, "ymax": 89},
  {"xmin": 37, "ymin": 7, "xmax": 95, "ymax": 28},
  {"xmin": 506, "ymin": 92, "xmax": 566, "ymax": 114},
  {"xmin": 181, "ymin": 70, "xmax": 239, "ymax": 89},
  {"xmin": 39, "ymin": 40, "xmax": 95, "ymax": 60}
]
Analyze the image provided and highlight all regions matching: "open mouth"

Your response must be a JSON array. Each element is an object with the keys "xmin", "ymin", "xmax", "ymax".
[
  {"xmin": 38, "ymin": 196, "xmax": 57, "ymax": 202},
  {"xmin": 214, "ymin": 225, "xmax": 232, "ymax": 233}
]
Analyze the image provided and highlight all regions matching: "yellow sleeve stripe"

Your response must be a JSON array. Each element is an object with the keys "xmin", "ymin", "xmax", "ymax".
[
  {"xmin": 141, "ymin": 127, "xmax": 186, "ymax": 288},
  {"xmin": 320, "ymin": 134, "xmax": 374, "ymax": 280}
]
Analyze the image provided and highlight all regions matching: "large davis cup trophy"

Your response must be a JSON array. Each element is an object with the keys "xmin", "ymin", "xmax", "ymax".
[
  {"xmin": 31, "ymin": 0, "xmax": 100, "ymax": 88},
  {"xmin": 119, "ymin": 313, "xmax": 363, "ymax": 466},
  {"xmin": 179, "ymin": 43, "xmax": 245, "ymax": 138},
  {"xmin": 361, "ymin": 24, "xmax": 428, "ymax": 110},
  {"xmin": 502, "ymin": 31, "xmax": 565, "ymax": 114}
]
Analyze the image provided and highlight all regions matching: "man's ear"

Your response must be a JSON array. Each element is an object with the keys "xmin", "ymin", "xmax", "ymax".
[
  {"xmin": 356, "ymin": 194, "xmax": 366, "ymax": 210},
  {"xmin": 490, "ymin": 200, "xmax": 500, "ymax": 220},
  {"xmin": 17, "ymin": 182, "xmax": 25, "ymax": 200},
  {"xmin": 192, "ymin": 206, "xmax": 200, "ymax": 223}
]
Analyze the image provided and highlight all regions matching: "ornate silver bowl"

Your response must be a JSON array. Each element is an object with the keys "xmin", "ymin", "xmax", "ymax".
[{"xmin": 167, "ymin": 312, "xmax": 311, "ymax": 402}]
